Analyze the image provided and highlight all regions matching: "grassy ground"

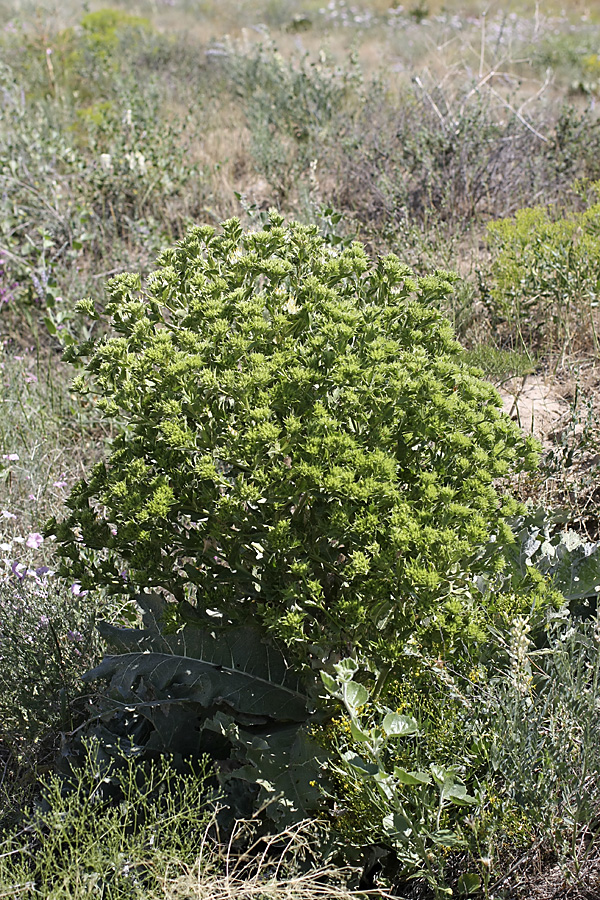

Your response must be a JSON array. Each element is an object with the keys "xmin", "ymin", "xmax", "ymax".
[{"xmin": 3, "ymin": 1, "xmax": 600, "ymax": 897}]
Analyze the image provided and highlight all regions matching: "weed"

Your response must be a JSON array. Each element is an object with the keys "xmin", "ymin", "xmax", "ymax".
[{"xmin": 486, "ymin": 191, "xmax": 600, "ymax": 355}]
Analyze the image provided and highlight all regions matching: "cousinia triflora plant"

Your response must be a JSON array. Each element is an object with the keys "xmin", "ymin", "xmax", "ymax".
[{"xmin": 48, "ymin": 212, "xmax": 542, "ymax": 671}]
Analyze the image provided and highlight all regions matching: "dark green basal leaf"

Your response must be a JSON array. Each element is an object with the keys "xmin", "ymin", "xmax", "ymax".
[
  {"xmin": 89, "ymin": 597, "xmax": 310, "ymax": 722},
  {"xmin": 84, "ymin": 648, "xmax": 310, "ymax": 722},
  {"xmin": 81, "ymin": 591, "xmax": 327, "ymax": 827},
  {"xmin": 213, "ymin": 713, "xmax": 329, "ymax": 825},
  {"xmin": 85, "ymin": 594, "xmax": 312, "ymax": 726}
]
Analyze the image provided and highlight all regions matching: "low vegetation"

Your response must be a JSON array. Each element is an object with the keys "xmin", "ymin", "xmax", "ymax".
[{"xmin": 2, "ymin": 2, "xmax": 600, "ymax": 898}]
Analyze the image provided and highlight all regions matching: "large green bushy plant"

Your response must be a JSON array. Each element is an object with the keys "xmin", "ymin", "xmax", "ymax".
[{"xmin": 48, "ymin": 212, "xmax": 538, "ymax": 668}]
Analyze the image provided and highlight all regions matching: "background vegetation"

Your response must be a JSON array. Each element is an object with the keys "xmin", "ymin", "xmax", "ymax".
[{"xmin": 2, "ymin": 1, "xmax": 600, "ymax": 897}]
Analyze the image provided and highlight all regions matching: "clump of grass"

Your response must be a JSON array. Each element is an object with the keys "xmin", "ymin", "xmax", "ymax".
[
  {"xmin": 165, "ymin": 819, "xmax": 370, "ymax": 900},
  {"xmin": 463, "ymin": 344, "xmax": 536, "ymax": 385},
  {"xmin": 0, "ymin": 577, "xmax": 107, "ymax": 749},
  {"xmin": 0, "ymin": 744, "xmax": 216, "ymax": 899}
]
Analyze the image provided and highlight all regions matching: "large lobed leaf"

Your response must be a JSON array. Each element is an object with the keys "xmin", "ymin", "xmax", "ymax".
[{"xmin": 82, "ymin": 592, "xmax": 327, "ymax": 825}]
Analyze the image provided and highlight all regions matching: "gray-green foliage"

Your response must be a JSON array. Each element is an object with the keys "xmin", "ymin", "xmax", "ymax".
[
  {"xmin": 223, "ymin": 39, "xmax": 360, "ymax": 197},
  {"xmin": 478, "ymin": 609, "xmax": 600, "ymax": 884},
  {"xmin": 221, "ymin": 39, "xmax": 600, "ymax": 236},
  {"xmin": 49, "ymin": 213, "xmax": 539, "ymax": 670},
  {"xmin": 0, "ymin": 573, "xmax": 128, "ymax": 832},
  {"xmin": 505, "ymin": 507, "xmax": 600, "ymax": 607}
]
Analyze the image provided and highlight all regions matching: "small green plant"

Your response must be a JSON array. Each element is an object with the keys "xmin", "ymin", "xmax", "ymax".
[
  {"xmin": 49, "ymin": 213, "xmax": 538, "ymax": 671},
  {"xmin": 486, "ymin": 188, "xmax": 600, "ymax": 354},
  {"xmin": 61, "ymin": 9, "xmax": 153, "ymax": 91},
  {"xmin": 321, "ymin": 658, "xmax": 480, "ymax": 898},
  {"xmin": 223, "ymin": 40, "xmax": 359, "ymax": 202}
]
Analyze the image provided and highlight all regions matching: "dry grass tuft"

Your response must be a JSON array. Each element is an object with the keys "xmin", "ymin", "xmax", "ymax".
[{"xmin": 161, "ymin": 818, "xmax": 393, "ymax": 900}]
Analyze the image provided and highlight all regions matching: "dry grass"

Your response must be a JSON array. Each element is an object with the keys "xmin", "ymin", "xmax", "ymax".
[{"xmin": 161, "ymin": 819, "xmax": 394, "ymax": 900}]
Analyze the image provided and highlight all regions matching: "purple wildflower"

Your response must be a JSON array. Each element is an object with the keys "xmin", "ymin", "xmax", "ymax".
[{"xmin": 11, "ymin": 561, "xmax": 26, "ymax": 580}]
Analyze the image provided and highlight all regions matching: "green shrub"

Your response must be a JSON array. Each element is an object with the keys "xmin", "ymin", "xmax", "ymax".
[
  {"xmin": 486, "ymin": 187, "xmax": 600, "ymax": 353},
  {"xmin": 48, "ymin": 213, "xmax": 538, "ymax": 669},
  {"xmin": 63, "ymin": 9, "xmax": 152, "ymax": 84},
  {"xmin": 223, "ymin": 41, "xmax": 358, "ymax": 201},
  {"xmin": 79, "ymin": 9, "xmax": 151, "ymax": 42}
]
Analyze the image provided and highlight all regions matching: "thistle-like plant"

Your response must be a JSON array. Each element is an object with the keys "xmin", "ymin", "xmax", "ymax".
[{"xmin": 48, "ymin": 212, "xmax": 538, "ymax": 669}]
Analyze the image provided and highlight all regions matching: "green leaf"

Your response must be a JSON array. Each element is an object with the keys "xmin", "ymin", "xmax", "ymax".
[
  {"xmin": 342, "ymin": 752, "xmax": 379, "ymax": 776},
  {"xmin": 44, "ymin": 316, "xmax": 57, "ymax": 335},
  {"xmin": 431, "ymin": 828, "xmax": 465, "ymax": 848},
  {"xmin": 446, "ymin": 786, "xmax": 478, "ymax": 806},
  {"xmin": 86, "ymin": 594, "xmax": 312, "ymax": 726},
  {"xmin": 334, "ymin": 657, "xmax": 360, "ymax": 680},
  {"xmin": 382, "ymin": 811, "xmax": 413, "ymax": 843},
  {"xmin": 320, "ymin": 671, "xmax": 337, "ymax": 695},
  {"xmin": 458, "ymin": 873, "xmax": 482, "ymax": 896},
  {"xmin": 382, "ymin": 712, "xmax": 419, "ymax": 737},
  {"xmin": 225, "ymin": 720, "xmax": 328, "ymax": 825},
  {"xmin": 430, "ymin": 763, "xmax": 451, "ymax": 786},
  {"xmin": 393, "ymin": 767, "xmax": 431, "ymax": 785},
  {"xmin": 342, "ymin": 681, "xmax": 368, "ymax": 712},
  {"xmin": 350, "ymin": 719, "xmax": 372, "ymax": 742},
  {"xmin": 553, "ymin": 542, "xmax": 600, "ymax": 601}
]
